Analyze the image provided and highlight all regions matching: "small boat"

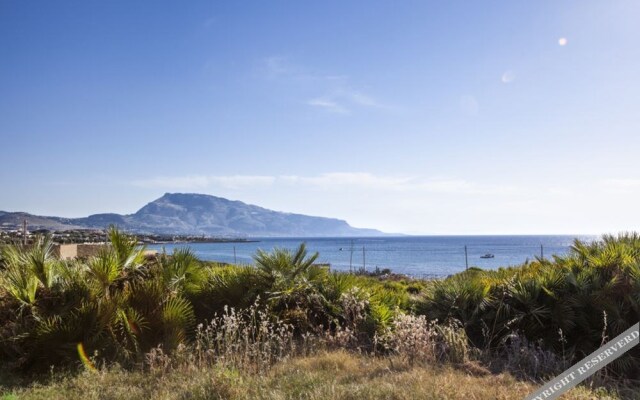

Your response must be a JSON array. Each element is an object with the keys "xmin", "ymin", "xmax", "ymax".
[{"xmin": 480, "ymin": 253, "xmax": 494, "ymax": 259}]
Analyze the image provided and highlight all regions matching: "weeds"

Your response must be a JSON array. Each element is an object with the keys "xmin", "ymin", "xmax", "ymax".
[{"xmin": 192, "ymin": 300, "xmax": 295, "ymax": 373}]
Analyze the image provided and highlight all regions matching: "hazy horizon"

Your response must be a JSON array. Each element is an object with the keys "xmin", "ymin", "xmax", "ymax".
[
  {"xmin": 2, "ymin": 1, "xmax": 639, "ymax": 235},
  {"xmin": 0, "ymin": 191, "xmax": 613, "ymax": 236}
]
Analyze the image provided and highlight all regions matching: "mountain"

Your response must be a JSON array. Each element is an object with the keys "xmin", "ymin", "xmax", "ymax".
[
  {"xmin": 0, "ymin": 193, "xmax": 384, "ymax": 237},
  {"xmin": 0, "ymin": 211, "xmax": 84, "ymax": 231}
]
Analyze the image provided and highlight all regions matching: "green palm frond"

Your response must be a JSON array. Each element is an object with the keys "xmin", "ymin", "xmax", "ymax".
[
  {"xmin": 161, "ymin": 247, "xmax": 207, "ymax": 294},
  {"xmin": 194, "ymin": 265, "xmax": 261, "ymax": 316},
  {"xmin": 87, "ymin": 249, "xmax": 121, "ymax": 295},
  {"xmin": 0, "ymin": 261, "xmax": 39, "ymax": 306},
  {"xmin": 0, "ymin": 235, "xmax": 60, "ymax": 305},
  {"xmin": 161, "ymin": 296, "xmax": 195, "ymax": 350},
  {"xmin": 370, "ymin": 302, "xmax": 395, "ymax": 330},
  {"xmin": 107, "ymin": 226, "xmax": 146, "ymax": 272},
  {"xmin": 25, "ymin": 235, "xmax": 58, "ymax": 288},
  {"xmin": 254, "ymin": 243, "xmax": 320, "ymax": 282},
  {"xmin": 111, "ymin": 308, "xmax": 148, "ymax": 361}
]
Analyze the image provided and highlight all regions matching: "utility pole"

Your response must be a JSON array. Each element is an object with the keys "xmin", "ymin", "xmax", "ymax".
[
  {"xmin": 464, "ymin": 245, "xmax": 469, "ymax": 270},
  {"xmin": 349, "ymin": 240, "xmax": 354, "ymax": 273},
  {"xmin": 362, "ymin": 246, "xmax": 366, "ymax": 271},
  {"xmin": 540, "ymin": 244, "xmax": 544, "ymax": 260},
  {"xmin": 23, "ymin": 219, "xmax": 27, "ymax": 246},
  {"xmin": 233, "ymin": 246, "xmax": 237, "ymax": 264}
]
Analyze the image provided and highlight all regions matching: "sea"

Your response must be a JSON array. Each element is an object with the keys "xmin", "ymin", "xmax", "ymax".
[{"xmin": 148, "ymin": 235, "xmax": 597, "ymax": 278}]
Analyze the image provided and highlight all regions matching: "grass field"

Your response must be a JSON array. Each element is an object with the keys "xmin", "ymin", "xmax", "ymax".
[{"xmin": 0, "ymin": 351, "xmax": 626, "ymax": 400}]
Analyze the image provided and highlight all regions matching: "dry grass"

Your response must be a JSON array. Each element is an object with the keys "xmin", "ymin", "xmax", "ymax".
[{"xmin": 1, "ymin": 351, "xmax": 624, "ymax": 400}]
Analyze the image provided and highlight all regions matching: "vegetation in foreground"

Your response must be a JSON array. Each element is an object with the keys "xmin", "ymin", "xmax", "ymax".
[
  {"xmin": 0, "ymin": 351, "xmax": 620, "ymax": 400},
  {"xmin": 0, "ymin": 228, "xmax": 639, "ymax": 398}
]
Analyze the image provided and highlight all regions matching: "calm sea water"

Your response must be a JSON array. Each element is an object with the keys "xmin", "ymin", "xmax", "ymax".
[{"xmin": 148, "ymin": 235, "xmax": 597, "ymax": 278}]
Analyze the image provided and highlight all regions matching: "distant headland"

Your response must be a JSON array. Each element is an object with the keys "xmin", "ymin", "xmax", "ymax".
[{"xmin": 0, "ymin": 193, "xmax": 385, "ymax": 237}]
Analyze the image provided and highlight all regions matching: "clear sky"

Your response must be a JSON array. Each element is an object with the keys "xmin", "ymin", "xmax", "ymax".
[{"xmin": 1, "ymin": 1, "xmax": 639, "ymax": 235}]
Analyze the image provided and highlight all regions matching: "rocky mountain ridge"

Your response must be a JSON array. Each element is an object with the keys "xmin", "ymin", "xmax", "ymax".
[{"xmin": 0, "ymin": 193, "xmax": 384, "ymax": 237}]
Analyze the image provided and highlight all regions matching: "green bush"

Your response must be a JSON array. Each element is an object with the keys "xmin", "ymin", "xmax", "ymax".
[
  {"xmin": 417, "ymin": 233, "xmax": 640, "ymax": 378},
  {"xmin": 0, "ymin": 230, "xmax": 412, "ymax": 372},
  {"xmin": 1, "ymin": 229, "xmax": 638, "ymax": 382}
]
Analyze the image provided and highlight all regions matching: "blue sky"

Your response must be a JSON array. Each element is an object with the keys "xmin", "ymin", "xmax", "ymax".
[{"xmin": 1, "ymin": 1, "xmax": 639, "ymax": 234}]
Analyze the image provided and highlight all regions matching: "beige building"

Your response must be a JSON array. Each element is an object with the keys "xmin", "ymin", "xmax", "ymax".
[
  {"xmin": 51, "ymin": 243, "xmax": 158, "ymax": 260},
  {"xmin": 52, "ymin": 243, "xmax": 108, "ymax": 259}
]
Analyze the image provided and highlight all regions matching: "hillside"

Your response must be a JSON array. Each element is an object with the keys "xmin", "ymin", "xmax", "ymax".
[
  {"xmin": 0, "ymin": 193, "xmax": 383, "ymax": 237},
  {"xmin": 0, "ymin": 211, "xmax": 83, "ymax": 231}
]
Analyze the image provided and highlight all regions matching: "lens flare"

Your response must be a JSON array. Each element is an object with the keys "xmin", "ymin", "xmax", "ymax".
[
  {"xmin": 77, "ymin": 342, "xmax": 97, "ymax": 371},
  {"xmin": 558, "ymin": 37, "xmax": 568, "ymax": 46}
]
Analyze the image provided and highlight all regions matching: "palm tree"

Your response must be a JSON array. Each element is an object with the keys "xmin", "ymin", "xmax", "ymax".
[
  {"xmin": 0, "ymin": 234, "xmax": 59, "ymax": 306},
  {"xmin": 158, "ymin": 247, "xmax": 207, "ymax": 295},
  {"xmin": 86, "ymin": 226, "xmax": 147, "ymax": 299},
  {"xmin": 107, "ymin": 225, "xmax": 146, "ymax": 274},
  {"xmin": 253, "ymin": 243, "xmax": 331, "ymax": 329}
]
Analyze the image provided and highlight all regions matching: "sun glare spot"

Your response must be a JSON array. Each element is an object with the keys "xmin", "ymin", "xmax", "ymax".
[
  {"xmin": 558, "ymin": 37, "xmax": 568, "ymax": 46},
  {"xmin": 501, "ymin": 70, "xmax": 515, "ymax": 84}
]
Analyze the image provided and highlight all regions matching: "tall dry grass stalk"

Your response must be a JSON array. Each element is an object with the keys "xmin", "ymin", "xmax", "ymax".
[
  {"xmin": 374, "ymin": 314, "xmax": 471, "ymax": 366},
  {"xmin": 178, "ymin": 299, "xmax": 296, "ymax": 373}
]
